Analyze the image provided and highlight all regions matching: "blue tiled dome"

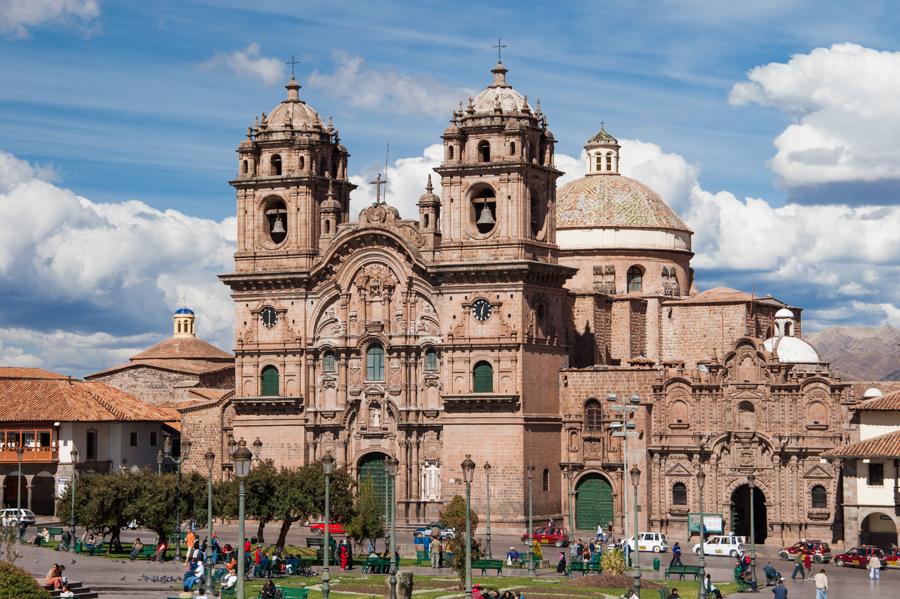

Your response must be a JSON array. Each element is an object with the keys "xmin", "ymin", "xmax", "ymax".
[{"xmin": 174, "ymin": 307, "xmax": 195, "ymax": 316}]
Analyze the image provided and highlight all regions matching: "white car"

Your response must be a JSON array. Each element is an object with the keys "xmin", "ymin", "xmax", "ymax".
[
  {"xmin": 693, "ymin": 534, "xmax": 744, "ymax": 557},
  {"xmin": 627, "ymin": 532, "xmax": 669, "ymax": 552},
  {"xmin": 0, "ymin": 508, "xmax": 36, "ymax": 526}
]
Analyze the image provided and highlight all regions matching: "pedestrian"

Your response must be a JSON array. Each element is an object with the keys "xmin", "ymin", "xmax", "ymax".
[
  {"xmin": 184, "ymin": 529, "xmax": 196, "ymax": 565},
  {"xmin": 813, "ymin": 568, "xmax": 827, "ymax": 599},
  {"xmin": 763, "ymin": 561, "xmax": 780, "ymax": 586},
  {"xmin": 339, "ymin": 539, "xmax": 349, "ymax": 571},
  {"xmin": 670, "ymin": 542, "xmax": 683, "ymax": 566},
  {"xmin": 569, "ymin": 538, "xmax": 578, "ymax": 562},
  {"xmin": 506, "ymin": 546, "xmax": 519, "ymax": 568},
  {"xmin": 596, "ymin": 522, "xmax": 603, "ymax": 542},
  {"xmin": 668, "ymin": 589, "xmax": 680, "ymax": 599},
  {"xmin": 803, "ymin": 551, "xmax": 812, "ymax": 580},
  {"xmin": 556, "ymin": 550, "xmax": 567, "ymax": 574},
  {"xmin": 705, "ymin": 574, "xmax": 723, "ymax": 599},
  {"xmin": 431, "ymin": 538, "xmax": 441, "ymax": 568},
  {"xmin": 772, "ymin": 578, "xmax": 788, "ymax": 599},
  {"xmin": 867, "ymin": 553, "xmax": 881, "ymax": 581},
  {"xmin": 790, "ymin": 550, "xmax": 805, "ymax": 580}
]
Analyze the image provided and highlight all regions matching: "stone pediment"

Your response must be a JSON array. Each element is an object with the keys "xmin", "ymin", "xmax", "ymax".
[
  {"xmin": 665, "ymin": 462, "xmax": 693, "ymax": 477},
  {"xmin": 356, "ymin": 203, "xmax": 425, "ymax": 249},
  {"xmin": 803, "ymin": 464, "xmax": 833, "ymax": 479}
]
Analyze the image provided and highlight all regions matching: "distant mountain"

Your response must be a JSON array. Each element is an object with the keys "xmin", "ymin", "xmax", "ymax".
[{"xmin": 807, "ymin": 324, "xmax": 900, "ymax": 381}]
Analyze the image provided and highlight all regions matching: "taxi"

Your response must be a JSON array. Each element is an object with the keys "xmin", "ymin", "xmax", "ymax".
[
  {"xmin": 692, "ymin": 534, "xmax": 744, "ymax": 558},
  {"xmin": 627, "ymin": 532, "xmax": 670, "ymax": 552}
]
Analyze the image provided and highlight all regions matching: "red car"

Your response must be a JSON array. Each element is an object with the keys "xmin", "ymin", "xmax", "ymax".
[
  {"xmin": 310, "ymin": 522, "xmax": 346, "ymax": 535},
  {"xmin": 521, "ymin": 526, "xmax": 569, "ymax": 547},
  {"xmin": 834, "ymin": 545, "xmax": 886, "ymax": 568},
  {"xmin": 778, "ymin": 540, "xmax": 832, "ymax": 563}
]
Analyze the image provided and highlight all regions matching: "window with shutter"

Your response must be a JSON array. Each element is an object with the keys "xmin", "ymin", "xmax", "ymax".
[
  {"xmin": 425, "ymin": 349, "xmax": 438, "ymax": 371},
  {"xmin": 472, "ymin": 361, "xmax": 493, "ymax": 393},
  {"xmin": 367, "ymin": 344, "xmax": 385, "ymax": 381},
  {"xmin": 260, "ymin": 365, "xmax": 279, "ymax": 396}
]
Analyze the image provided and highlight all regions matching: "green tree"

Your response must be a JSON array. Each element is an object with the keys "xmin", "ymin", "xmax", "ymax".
[
  {"xmin": 346, "ymin": 479, "xmax": 384, "ymax": 549},
  {"xmin": 440, "ymin": 495, "xmax": 481, "ymax": 588},
  {"xmin": 244, "ymin": 460, "xmax": 278, "ymax": 544},
  {"xmin": 272, "ymin": 462, "xmax": 355, "ymax": 549},
  {"xmin": 0, "ymin": 561, "xmax": 50, "ymax": 599},
  {"xmin": 601, "ymin": 548, "xmax": 626, "ymax": 576},
  {"xmin": 56, "ymin": 471, "xmax": 141, "ymax": 552}
]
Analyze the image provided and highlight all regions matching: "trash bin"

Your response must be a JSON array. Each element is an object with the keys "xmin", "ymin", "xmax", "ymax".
[
  {"xmin": 74, "ymin": 539, "xmax": 82, "ymax": 554},
  {"xmin": 653, "ymin": 557, "xmax": 661, "ymax": 571}
]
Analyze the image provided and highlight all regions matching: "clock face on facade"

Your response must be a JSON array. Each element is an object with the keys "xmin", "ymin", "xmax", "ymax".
[
  {"xmin": 471, "ymin": 298, "xmax": 493, "ymax": 322},
  {"xmin": 260, "ymin": 306, "xmax": 278, "ymax": 328}
]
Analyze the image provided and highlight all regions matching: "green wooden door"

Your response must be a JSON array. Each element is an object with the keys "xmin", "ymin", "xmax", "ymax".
[
  {"xmin": 358, "ymin": 452, "xmax": 389, "ymax": 508},
  {"xmin": 260, "ymin": 366, "xmax": 279, "ymax": 396},
  {"xmin": 576, "ymin": 475, "xmax": 614, "ymax": 531}
]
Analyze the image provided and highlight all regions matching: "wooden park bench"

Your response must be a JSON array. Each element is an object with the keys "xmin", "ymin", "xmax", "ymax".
[
  {"xmin": 664, "ymin": 564, "xmax": 703, "ymax": 580},
  {"xmin": 472, "ymin": 559, "xmax": 504, "ymax": 575},
  {"xmin": 139, "ymin": 545, "xmax": 157, "ymax": 559},
  {"xmin": 278, "ymin": 588, "xmax": 309, "ymax": 599},
  {"xmin": 568, "ymin": 561, "xmax": 601, "ymax": 576},
  {"xmin": 362, "ymin": 556, "xmax": 390, "ymax": 574},
  {"xmin": 47, "ymin": 527, "xmax": 64, "ymax": 540}
]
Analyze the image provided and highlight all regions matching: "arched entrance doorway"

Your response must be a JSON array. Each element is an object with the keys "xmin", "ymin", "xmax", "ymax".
[
  {"xmin": 575, "ymin": 473, "xmax": 614, "ymax": 532},
  {"xmin": 2, "ymin": 474, "xmax": 24, "ymax": 509},
  {"xmin": 730, "ymin": 484, "xmax": 767, "ymax": 543},
  {"xmin": 31, "ymin": 473, "xmax": 55, "ymax": 516},
  {"xmin": 861, "ymin": 512, "xmax": 897, "ymax": 549},
  {"xmin": 358, "ymin": 452, "xmax": 390, "ymax": 509}
]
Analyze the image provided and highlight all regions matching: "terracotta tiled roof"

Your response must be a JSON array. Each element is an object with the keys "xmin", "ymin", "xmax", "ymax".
[
  {"xmin": 821, "ymin": 429, "xmax": 900, "ymax": 459},
  {"xmin": 557, "ymin": 174, "xmax": 691, "ymax": 231},
  {"xmin": 131, "ymin": 337, "xmax": 232, "ymax": 361},
  {"xmin": 673, "ymin": 287, "xmax": 786, "ymax": 306},
  {"xmin": 0, "ymin": 367, "xmax": 69, "ymax": 380},
  {"xmin": 855, "ymin": 390, "xmax": 900, "ymax": 411},
  {"xmin": 87, "ymin": 358, "xmax": 232, "ymax": 378},
  {"xmin": 0, "ymin": 376, "xmax": 179, "ymax": 423}
]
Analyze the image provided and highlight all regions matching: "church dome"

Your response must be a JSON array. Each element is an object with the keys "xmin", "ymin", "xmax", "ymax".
[
  {"xmin": 557, "ymin": 174, "xmax": 691, "ymax": 231},
  {"xmin": 471, "ymin": 62, "xmax": 531, "ymax": 114},
  {"xmin": 264, "ymin": 78, "xmax": 324, "ymax": 130},
  {"xmin": 762, "ymin": 336, "xmax": 821, "ymax": 364}
]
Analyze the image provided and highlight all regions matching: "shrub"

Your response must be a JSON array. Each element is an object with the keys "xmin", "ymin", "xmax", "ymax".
[
  {"xmin": 601, "ymin": 548, "xmax": 626, "ymax": 576},
  {"xmin": 0, "ymin": 561, "xmax": 51, "ymax": 599}
]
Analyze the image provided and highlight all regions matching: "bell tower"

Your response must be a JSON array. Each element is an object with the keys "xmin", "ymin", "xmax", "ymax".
[
  {"xmin": 231, "ymin": 75, "xmax": 355, "ymax": 272},
  {"xmin": 434, "ymin": 61, "xmax": 560, "ymax": 261}
]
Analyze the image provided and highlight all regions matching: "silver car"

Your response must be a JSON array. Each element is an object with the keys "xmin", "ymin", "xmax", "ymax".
[{"xmin": 0, "ymin": 508, "xmax": 36, "ymax": 526}]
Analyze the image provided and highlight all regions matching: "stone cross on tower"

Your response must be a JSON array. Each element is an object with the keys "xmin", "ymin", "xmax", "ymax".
[
  {"xmin": 369, "ymin": 173, "xmax": 386, "ymax": 205},
  {"xmin": 493, "ymin": 36, "xmax": 507, "ymax": 62}
]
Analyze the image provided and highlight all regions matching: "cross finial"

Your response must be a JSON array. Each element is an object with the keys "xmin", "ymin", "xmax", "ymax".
[
  {"xmin": 286, "ymin": 54, "xmax": 300, "ymax": 78},
  {"xmin": 492, "ymin": 35, "xmax": 507, "ymax": 62},
  {"xmin": 369, "ymin": 173, "xmax": 386, "ymax": 205},
  {"xmin": 601, "ymin": 121, "xmax": 605, "ymax": 131}
]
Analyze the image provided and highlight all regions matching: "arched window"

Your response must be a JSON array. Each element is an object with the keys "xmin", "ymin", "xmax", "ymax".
[
  {"xmin": 784, "ymin": 322, "xmax": 793, "ymax": 336},
  {"xmin": 366, "ymin": 344, "xmax": 385, "ymax": 381},
  {"xmin": 472, "ymin": 187, "xmax": 497, "ymax": 235},
  {"xmin": 323, "ymin": 352, "xmax": 336, "ymax": 373},
  {"xmin": 424, "ymin": 349, "xmax": 438, "ymax": 371},
  {"xmin": 627, "ymin": 266, "xmax": 643, "ymax": 293},
  {"xmin": 270, "ymin": 154, "xmax": 282, "ymax": 176},
  {"xmin": 324, "ymin": 220, "xmax": 331, "ymax": 234},
  {"xmin": 595, "ymin": 154, "xmax": 603, "ymax": 171},
  {"xmin": 585, "ymin": 400, "xmax": 602, "ymax": 431},
  {"xmin": 264, "ymin": 198, "xmax": 288, "ymax": 244},
  {"xmin": 242, "ymin": 160, "xmax": 248, "ymax": 174},
  {"xmin": 260, "ymin": 365, "xmax": 279, "ymax": 396},
  {"xmin": 448, "ymin": 145, "xmax": 454, "ymax": 160},
  {"xmin": 424, "ymin": 213, "xmax": 430, "ymax": 228},
  {"xmin": 477, "ymin": 140, "xmax": 491, "ymax": 162},
  {"xmin": 542, "ymin": 468, "xmax": 550, "ymax": 491},
  {"xmin": 672, "ymin": 482, "xmax": 687, "ymax": 505},
  {"xmin": 670, "ymin": 400, "xmax": 689, "ymax": 426},
  {"xmin": 606, "ymin": 154, "xmax": 613, "ymax": 170},
  {"xmin": 811, "ymin": 485, "xmax": 827, "ymax": 509},
  {"xmin": 299, "ymin": 156, "xmax": 305, "ymax": 170},
  {"xmin": 472, "ymin": 361, "xmax": 493, "ymax": 393},
  {"xmin": 807, "ymin": 402, "xmax": 828, "ymax": 426},
  {"xmin": 509, "ymin": 141, "xmax": 516, "ymax": 156},
  {"xmin": 737, "ymin": 401, "xmax": 756, "ymax": 430},
  {"xmin": 530, "ymin": 190, "xmax": 545, "ymax": 238}
]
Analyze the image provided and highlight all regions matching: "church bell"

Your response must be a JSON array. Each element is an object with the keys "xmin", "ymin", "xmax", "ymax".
[
  {"xmin": 476, "ymin": 203, "xmax": 496, "ymax": 226},
  {"xmin": 271, "ymin": 215, "xmax": 286, "ymax": 235}
]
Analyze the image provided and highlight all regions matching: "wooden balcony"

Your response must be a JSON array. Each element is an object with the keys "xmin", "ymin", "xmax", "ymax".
[{"xmin": 0, "ymin": 448, "xmax": 57, "ymax": 464}]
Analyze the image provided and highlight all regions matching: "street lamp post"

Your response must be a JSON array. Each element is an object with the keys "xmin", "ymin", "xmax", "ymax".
[
  {"xmin": 527, "ymin": 463, "xmax": 535, "ymax": 575},
  {"xmin": 252, "ymin": 437, "xmax": 262, "ymax": 462},
  {"xmin": 157, "ymin": 449, "xmax": 163, "ymax": 475},
  {"xmin": 566, "ymin": 465, "xmax": 576, "ymax": 542},
  {"xmin": 462, "ymin": 455, "xmax": 476, "ymax": 599},
  {"xmin": 697, "ymin": 470, "xmax": 707, "ymax": 599},
  {"xmin": 232, "ymin": 439, "xmax": 253, "ymax": 599},
  {"xmin": 15, "ymin": 443, "xmax": 23, "ymax": 541},
  {"xmin": 484, "ymin": 462, "xmax": 492, "ymax": 559},
  {"xmin": 609, "ymin": 393, "xmax": 641, "ymax": 540},
  {"xmin": 162, "ymin": 437, "xmax": 191, "ymax": 560},
  {"xmin": 747, "ymin": 474, "xmax": 758, "ymax": 588},
  {"xmin": 386, "ymin": 457, "xmax": 399, "ymax": 599},
  {"xmin": 630, "ymin": 466, "xmax": 641, "ymax": 598},
  {"xmin": 321, "ymin": 453, "xmax": 335, "ymax": 599},
  {"xmin": 204, "ymin": 450, "xmax": 216, "ymax": 597},
  {"xmin": 69, "ymin": 447, "xmax": 79, "ymax": 547}
]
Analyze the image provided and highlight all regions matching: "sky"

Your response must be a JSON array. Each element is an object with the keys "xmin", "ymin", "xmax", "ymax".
[{"xmin": 0, "ymin": 0, "xmax": 898, "ymax": 376}]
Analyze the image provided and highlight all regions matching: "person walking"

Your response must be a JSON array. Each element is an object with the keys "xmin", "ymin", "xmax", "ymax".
[
  {"xmin": 430, "ymin": 537, "xmax": 441, "ymax": 568},
  {"xmin": 813, "ymin": 568, "xmax": 827, "ymax": 599},
  {"xmin": 790, "ymin": 550, "xmax": 805, "ymax": 580},
  {"xmin": 867, "ymin": 553, "xmax": 881, "ymax": 581},
  {"xmin": 670, "ymin": 542, "xmax": 683, "ymax": 566},
  {"xmin": 772, "ymin": 578, "xmax": 788, "ymax": 599},
  {"xmin": 803, "ymin": 551, "xmax": 812, "ymax": 581}
]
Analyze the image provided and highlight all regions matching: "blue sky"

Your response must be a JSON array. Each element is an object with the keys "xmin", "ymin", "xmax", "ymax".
[{"xmin": 0, "ymin": 0, "xmax": 898, "ymax": 375}]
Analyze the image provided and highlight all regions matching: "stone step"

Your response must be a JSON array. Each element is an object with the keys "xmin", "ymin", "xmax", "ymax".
[{"xmin": 44, "ymin": 580, "xmax": 99, "ymax": 598}]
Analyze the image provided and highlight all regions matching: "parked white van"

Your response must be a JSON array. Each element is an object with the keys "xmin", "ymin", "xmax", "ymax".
[{"xmin": 627, "ymin": 531, "xmax": 670, "ymax": 552}]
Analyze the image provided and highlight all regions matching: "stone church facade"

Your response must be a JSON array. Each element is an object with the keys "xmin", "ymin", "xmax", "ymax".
[{"xmin": 173, "ymin": 60, "xmax": 857, "ymax": 542}]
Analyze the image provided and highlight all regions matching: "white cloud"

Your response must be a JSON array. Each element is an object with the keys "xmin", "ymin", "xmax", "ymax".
[
  {"xmin": 0, "ymin": 0, "xmax": 99, "ymax": 38},
  {"xmin": 730, "ymin": 43, "xmax": 900, "ymax": 191},
  {"xmin": 0, "ymin": 328, "xmax": 157, "ymax": 374},
  {"xmin": 308, "ymin": 52, "xmax": 473, "ymax": 117},
  {"xmin": 204, "ymin": 43, "xmax": 284, "ymax": 87},
  {"xmin": 0, "ymin": 151, "xmax": 235, "ymax": 375}
]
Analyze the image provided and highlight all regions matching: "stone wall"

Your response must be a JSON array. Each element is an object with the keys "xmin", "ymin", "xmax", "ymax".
[{"xmin": 91, "ymin": 367, "xmax": 200, "ymax": 405}]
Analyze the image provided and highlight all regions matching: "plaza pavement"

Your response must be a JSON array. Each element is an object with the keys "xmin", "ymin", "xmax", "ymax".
[{"xmin": 15, "ymin": 520, "xmax": 897, "ymax": 598}]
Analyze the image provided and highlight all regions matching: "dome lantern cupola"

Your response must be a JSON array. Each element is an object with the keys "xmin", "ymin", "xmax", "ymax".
[
  {"xmin": 585, "ymin": 124, "xmax": 620, "ymax": 175},
  {"xmin": 173, "ymin": 307, "xmax": 196, "ymax": 338}
]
